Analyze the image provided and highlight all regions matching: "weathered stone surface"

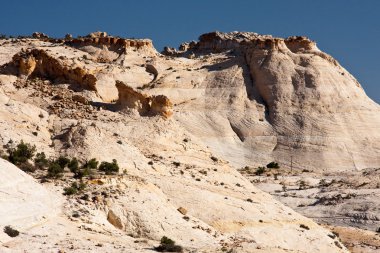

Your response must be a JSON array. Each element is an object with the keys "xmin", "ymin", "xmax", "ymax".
[
  {"xmin": 72, "ymin": 94, "xmax": 89, "ymax": 104},
  {"xmin": 171, "ymin": 31, "xmax": 380, "ymax": 171},
  {"xmin": 115, "ymin": 81, "xmax": 172, "ymax": 117},
  {"xmin": 32, "ymin": 32, "xmax": 49, "ymax": 39},
  {"xmin": 150, "ymin": 95, "xmax": 173, "ymax": 118},
  {"xmin": 0, "ymin": 159, "xmax": 60, "ymax": 243},
  {"xmin": 64, "ymin": 35, "xmax": 156, "ymax": 62},
  {"xmin": 86, "ymin": 31, "xmax": 108, "ymax": 38},
  {"xmin": 115, "ymin": 81, "xmax": 150, "ymax": 114},
  {"xmin": 9, "ymin": 49, "xmax": 97, "ymax": 90}
]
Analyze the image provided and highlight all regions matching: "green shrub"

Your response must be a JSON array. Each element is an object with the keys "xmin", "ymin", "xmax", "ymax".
[
  {"xmin": 154, "ymin": 236, "xmax": 183, "ymax": 252},
  {"xmin": 72, "ymin": 158, "xmax": 98, "ymax": 179},
  {"xmin": 84, "ymin": 158, "xmax": 98, "ymax": 170},
  {"xmin": 47, "ymin": 162, "xmax": 64, "ymax": 178},
  {"xmin": 56, "ymin": 156, "xmax": 70, "ymax": 168},
  {"xmin": 99, "ymin": 159, "xmax": 119, "ymax": 175},
  {"xmin": 7, "ymin": 140, "xmax": 36, "ymax": 165},
  {"xmin": 63, "ymin": 181, "xmax": 86, "ymax": 195},
  {"xmin": 68, "ymin": 158, "xmax": 79, "ymax": 173},
  {"xmin": 255, "ymin": 167, "xmax": 266, "ymax": 175},
  {"xmin": 82, "ymin": 167, "xmax": 93, "ymax": 177},
  {"xmin": 63, "ymin": 185, "xmax": 78, "ymax": 195},
  {"xmin": 3, "ymin": 226, "xmax": 19, "ymax": 237},
  {"xmin": 34, "ymin": 152, "xmax": 49, "ymax": 169},
  {"xmin": 266, "ymin": 162, "xmax": 279, "ymax": 169}
]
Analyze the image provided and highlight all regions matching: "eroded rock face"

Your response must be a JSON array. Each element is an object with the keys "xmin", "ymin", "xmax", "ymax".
[
  {"xmin": 115, "ymin": 81, "xmax": 150, "ymax": 114},
  {"xmin": 10, "ymin": 49, "xmax": 97, "ymax": 90},
  {"xmin": 115, "ymin": 81, "xmax": 173, "ymax": 117},
  {"xmin": 18, "ymin": 54, "xmax": 36, "ymax": 76},
  {"xmin": 170, "ymin": 31, "xmax": 380, "ymax": 170},
  {"xmin": 150, "ymin": 95, "xmax": 173, "ymax": 118},
  {"xmin": 32, "ymin": 32, "xmax": 49, "ymax": 39},
  {"xmin": 64, "ymin": 35, "xmax": 156, "ymax": 63},
  {"xmin": 86, "ymin": 31, "xmax": 108, "ymax": 38},
  {"xmin": 66, "ymin": 37, "xmax": 153, "ymax": 50}
]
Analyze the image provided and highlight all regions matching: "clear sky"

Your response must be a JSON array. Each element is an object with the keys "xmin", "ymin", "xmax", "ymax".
[{"xmin": 0, "ymin": 0, "xmax": 379, "ymax": 103}]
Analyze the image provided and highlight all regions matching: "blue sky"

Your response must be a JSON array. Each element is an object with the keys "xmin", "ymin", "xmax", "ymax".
[{"xmin": 0, "ymin": 0, "xmax": 379, "ymax": 102}]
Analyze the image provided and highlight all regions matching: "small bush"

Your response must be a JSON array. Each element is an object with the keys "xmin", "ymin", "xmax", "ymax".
[
  {"xmin": 34, "ymin": 152, "xmax": 49, "ymax": 169},
  {"xmin": 56, "ymin": 156, "xmax": 70, "ymax": 168},
  {"xmin": 63, "ymin": 181, "xmax": 86, "ymax": 195},
  {"xmin": 18, "ymin": 162, "xmax": 37, "ymax": 173},
  {"xmin": 266, "ymin": 162, "xmax": 279, "ymax": 169},
  {"xmin": 4, "ymin": 226, "xmax": 19, "ymax": 237},
  {"xmin": 63, "ymin": 185, "xmax": 78, "ymax": 195},
  {"xmin": 154, "ymin": 236, "xmax": 183, "ymax": 252},
  {"xmin": 7, "ymin": 140, "xmax": 36, "ymax": 165},
  {"xmin": 84, "ymin": 158, "xmax": 98, "ymax": 170},
  {"xmin": 71, "ymin": 158, "xmax": 99, "ymax": 178},
  {"xmin": 68, "ymin": 158, "xmax": 79, "ymax": 173},
  {"xmin": 255, "ymin": 167, "xmax": 266, "ymax": 176},
  {"xmin": 99, "ymin": 159, "xmax": 119, "ymax": 175},
  {"xmin": 47, "ymin": 162, "xmax": 64, "ymax": 178}
]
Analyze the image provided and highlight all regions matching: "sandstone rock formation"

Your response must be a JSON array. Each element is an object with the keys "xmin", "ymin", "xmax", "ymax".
[
  {"xmin": 0, "ymin": 30, "xmax": 378, "ymax": 252},
  {"xmin": 115, "ymin": 80, "xmax": 150, "ymax": 114},
  {"xmin": 115, "ymin": 80, "xmax": 172, "ymax": 117},
  {"xmin": 7, "ymin": 49, "xmax": 97, "ymax": 90},
  {"xmin": 64, "ymin": 33, "xmax": 157, "ymax": 63},
  {"xmin": 86, "ymin": 31, "xmax": 108, "ymax": 38},
  {"xmin": 32, "ymin": 32, "xmax": 49, "ymax": 39},
  {"xmin": 168, "ymin": 31, "xmax": 380, "ymax": 170}
]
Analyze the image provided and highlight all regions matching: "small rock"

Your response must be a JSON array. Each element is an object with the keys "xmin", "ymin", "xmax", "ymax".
[
  {"xmin": 177, "ymin": 207, "xmax": 187, "ymax": 215},
  {"xmin": 72, "ymin": 94, "xmax": 89, "ymax": 105}
]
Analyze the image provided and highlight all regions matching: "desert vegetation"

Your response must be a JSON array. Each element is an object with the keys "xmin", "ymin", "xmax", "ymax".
[
  {"xmin": 239, "ymin": 161, "xmax": 280, "ymax": 176},
  {"xmin": 154, "ymin": 236, "xmax": 183, "ymax": 252},
  {"xmin": 2, "ymin": 140, "xmax": 120, "ymax": 195},
  {"xmin": 3, "ymin": 226, "xmax": 20, "ymax": 237}
]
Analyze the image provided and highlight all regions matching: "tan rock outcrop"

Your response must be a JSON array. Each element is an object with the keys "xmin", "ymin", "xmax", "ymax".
[
  {"xmin": 86, "ymin": 31, "xmax": 108, "ymax": 38},
  {"xmin": 65, "ymin": 36, "xmax": 156, "ymax": 62},
  {"xmin": 115, "ymin": 81, "xmax": 172, "ymax": 117},
  {"xmin": 18, "ymin": 54, "xmax": 36, "ymax": 77},
  {"xmin": 32, "ymin": 32, "xmax": 49, "ymax": 39},
  {"xmin": 115, "ymin": 81, "xmax": 151, "ymax": 114},
  {"xmin": 150, "ymin": 95, "xmax": 173, "ymax": 118},
  {"xmin": 10, "ymin": 49, "xmax": 97, "ymax": 90},
  {"xmin": 107, "ymin": 209, "xmax": 124, "ymax": 230}
]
